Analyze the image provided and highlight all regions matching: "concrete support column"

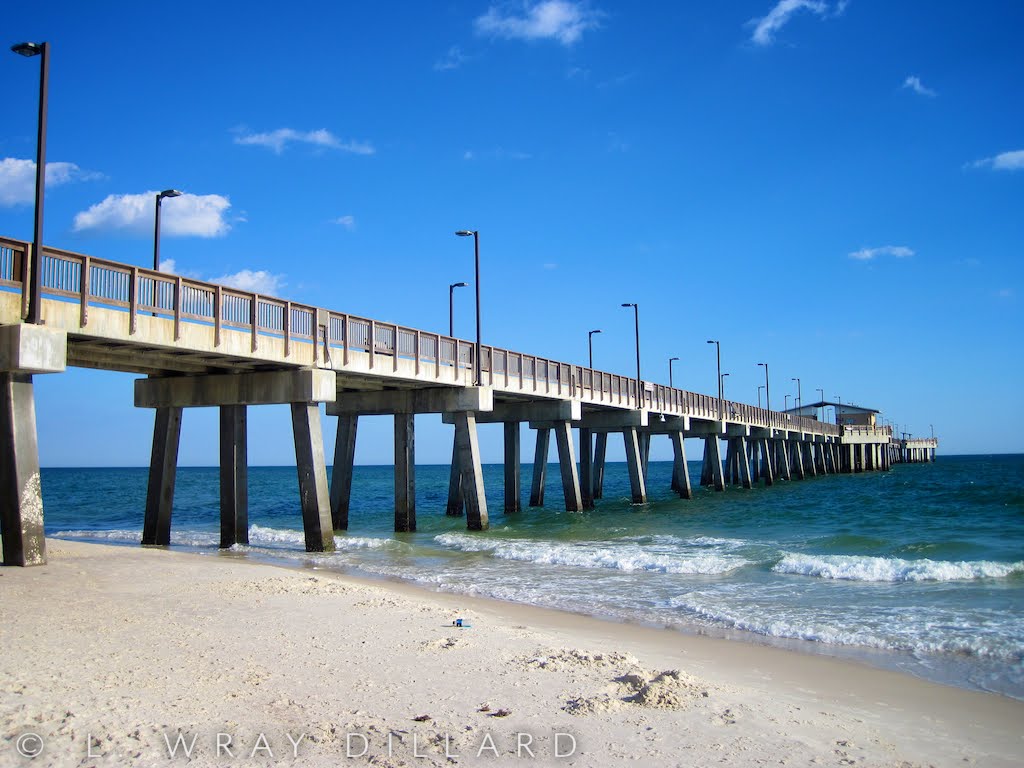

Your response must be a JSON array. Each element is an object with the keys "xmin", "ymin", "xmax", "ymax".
[
  {"xmin": 330, "ymin": 414, "xmax": 358, "ymax": 529},
  {"xmin": 290, "ymin": 403, "xmax": 336, "ymax": 552},
  {"xmin": 142, "ymin": 406, "xmax": 183, "ymax": 547},
  {"xmin": 579, "ymin": 427, "xmax": 595, "ymax": 510},
  {"xmin": 445, "ymin": 437, "xmax": 464, "ymax": 516},
  {"xmin": 737, "ymin": 437, "xmax": 753, "ymax": 489},
  {"xmin": 219, "ymin": 405, "xmax": 248, "ymax": 548},
  {"xmin": 750, "ymin": 440, "xmax": 761, "ymax": 482},
  {"xmin": 623, "ymin": 428, "xmax": 648, "ymax": 503},
  {"xmin": 700, "ymin": 439, "xmax": 712, "ymax": 486},
  {"xmin": 791, "ymin": 440, "xmax": 806, "ymax": 480},
  {"xmin": 846, "ymin": 444, "xmax": 855, "ymax": 473},
  {"xmin": 804, "ymin": 443, "xmax": 817, "ymax": 477},
  {"xmin": 529, "ymin": 427, "xmax": 550, "ymax": 507},
  {"xmin": 0, "ymin": 373, "xmax": 47, "ymax": 566},
  {"xmin": 777, "ymin": 440, "xmax": 792, "ymax": 481},
  {"xmin": 723, "ymin": 439, "xmax": 735, "ymax": 485},
  {"xmin": 504, "ymin": 421, "xmax": 521, "ymax": 513},
  {"xmin": 453, "ymin": 411, "xmax": 488, "ymax": 530},
  {"xmin": 640, "ymin": 432, "xmax": 651, "ymax": 484},
  {"xmin": 856, "ymin": 443, "xmax": 865, "ymax": 473},
  {"xmin": 553, "ymin": 421, "xmax": 583, "ymax": 512},
  {"xmin": 669, "ymin": 431, "xmax": 692, "ymax": 499},
  {"xmin": 761, "ymin": 439, "xmax": 775, "ymax": 486},
  {"xmin": 394, "ymin": 413, "xmax": 416, "ymax": 532},
  {"xmin": 1, "ymin": 326, "xmax": 66, "ymax": 567},
  {"xmin": 592, "ymin": 432, "xmax": 607, "ymax": 500},
  {"xmin": 705, "ymin": 436, "xmax": 725, "ymax": 491}
]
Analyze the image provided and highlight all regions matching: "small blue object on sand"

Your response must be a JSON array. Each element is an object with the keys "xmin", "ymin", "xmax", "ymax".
[{"xmin": 453, "ymin": 618, "xmax": 471, "ymax": 628}]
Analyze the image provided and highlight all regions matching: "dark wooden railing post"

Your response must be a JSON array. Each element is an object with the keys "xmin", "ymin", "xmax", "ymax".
[
  {"xmin": 250, "ymin": 293, "xmax": 259, "ymax": 351},
  {"xmin": 173, "ymin": 277, "xmax": 183, "ymax": 340},
  {"xmin": 79, "ymin": 255, "xmax": 90, "ymax": 327}
]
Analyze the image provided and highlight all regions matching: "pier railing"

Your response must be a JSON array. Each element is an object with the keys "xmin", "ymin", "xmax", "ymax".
[{"xmin": 1, "ymin": 236, "xmax": 839, "ymax": 437}]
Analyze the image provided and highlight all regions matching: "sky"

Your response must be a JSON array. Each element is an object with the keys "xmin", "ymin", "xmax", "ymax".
[{"xmin": 2, "ymin": 0, "xmax": 1022, "ymax": 467}]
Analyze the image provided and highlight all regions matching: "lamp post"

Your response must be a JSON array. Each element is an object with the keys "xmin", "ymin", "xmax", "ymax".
[
  {"xmin": 153, "ymin": 189, "xmax": 182, "ymax": 272},
  {"xmin": 707, "ymin": 340, "xmax": 721, "ymax": 419},
  {"xmin": 720, "ymin": 372, "xmax": 730, "ymax": 412},
  {"xmin": 621, "ymin": 303, "xmax": 641, "ymax": 409},
  {"xmin": 757, "ymin": 385, "xmax": 765, "ymax": 408},
  {"xmin": 588, "ymin": 329, "xmax": 602, "ymax": 369},
  {"xmin": 930, "ymin": 424, "xmax": 934, "ymax": 439},
  {"xmin": 448, "ymin": 281, "xmax": 468, "ymax": 337},
  {"xmin": 454, "ymin": 230, "xmax": 481, "ymax": 385},
  {"xmin": 785, "ymin": 394, "xmax": 791, "ymax": 411},
  {"xmin": 757, "ymin": 361, "xmax": 770, "ymax": 412},
  {"xmin": 816, "ymin": 387, "xmax": 824, "ymax": 422},
  {"xmin": 668, "ymin": 357, "xmax": 679, "ymax": 388},
  {"xmin": 791, "ymin": 377, "xmax": 802, "ymax": 414},
  {"xmin": 11, "ymin": 41, "xmax": 50, "ymax": 325},
  {"xmin": 835, "ymin": 394, "xmax": 842, "ymax": 424}
]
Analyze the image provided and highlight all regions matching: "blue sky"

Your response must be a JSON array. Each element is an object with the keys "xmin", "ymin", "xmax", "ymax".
[{"xmin": 2, "ymin": 0, "xmax": 1021, "ymax": 466}]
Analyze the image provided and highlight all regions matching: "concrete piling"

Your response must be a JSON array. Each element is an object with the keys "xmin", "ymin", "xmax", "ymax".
[{"xmin": 219, "ymin": 404, "xmax": 248, "ymax": 548}]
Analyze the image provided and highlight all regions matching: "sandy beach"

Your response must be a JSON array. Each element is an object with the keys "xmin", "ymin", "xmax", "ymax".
[{"xmin": 1, "ymin": 540, "xmax": 1021, "ymax": 767}]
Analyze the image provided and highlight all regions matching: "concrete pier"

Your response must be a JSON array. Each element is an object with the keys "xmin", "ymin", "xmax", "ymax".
[
  {"xmin": 0, "ymin": 325, "xmax": 67, "ymax": 566},
  {"xmin": 394, "ymin": 413, "xmax": 415, "ymax": 532},
  {"xmin": 331, "ymin": 414, "xmax": 358, "ymax": 529},
  {"xmin": 219, "ymin": 404, "xmax": 248, "ymax": 547},
  {"xmin": 529, "ymin": 427, "xmax": 550, "ymax": 507},
  {"xmin": 504, "ymin": 422, "xmax": 522, "ymax": 513},
  {"xmin": 137, "ymin": 368, "xmax": 338, "ymax": 551}
]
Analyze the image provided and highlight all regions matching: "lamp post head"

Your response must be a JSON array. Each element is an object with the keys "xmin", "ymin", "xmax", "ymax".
[
  {"xmin": 11, "ymin": 41, "xmax": 43, "ymax": 57},
  {"xmin": 455, "ymin": 230, "xmax": 475, "ymax": 237},
  {"xmin": 669, "ymin": 356, "xmax": 679, "ymax": 362},
  {"xmin": 721, "ymin": 372, "xmax": 730, "ymax": 378},
  {"xmin": 621, "ymin": 302, "xmax": 636, "ymax": 308},
  {"xmin": 158, "ymin": 189, "xmax": 183, "ymax": 201},
  {"xmin": 450, "ymin": 281, "xmax": 468, "ymax": 289},
  {"xmin": 589, "ymin": 328, "xmax": 602, "ymax": 335},
  {"xmin": 758, "ymin": 361, "xmax": 766, "ymax": 367}
]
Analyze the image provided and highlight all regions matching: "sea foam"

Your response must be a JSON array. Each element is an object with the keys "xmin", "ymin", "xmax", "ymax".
[
  {"xmin": 772, "ymin": 553, "xmax": 1024, "ymax": 582},
  {"xmin": 434, "ymin": 532, "xmax": 747, "ymax": 575}
]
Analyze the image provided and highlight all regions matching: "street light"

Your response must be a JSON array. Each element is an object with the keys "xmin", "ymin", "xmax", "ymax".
[
  {"xmin": 588, "ymin": 329, "xmax": 602, "ymax": 369},
  {"xmin": 757, "ymin": 362, "xmax": 770, "ymax": 412},
  {"xmin": 454, "ymin": 230, "xmax": 481, "ymax": 385},
  {"xmin": 791, "ymin": 377, "xmax": 802, "ymax": 413},
  {"xmin": 707, "ymin": 340, "xmax": 721, "ymax": 419},
  {"xmin": 720, "ymin": 373, "xmax": 730, "ymax": 411},
  {"xmin": 448, "ymin": 282, "xmax": 468, "ymax": 337},
  {"xmin": 835, "ymin": 394, "xmax": 842, "ymax": 424},
  {"xmin": 153, "ymin": 189, "xmax": 182, "ymax": 272},
  {"xmin": 816, "ymin": 387, "xmax": 824, "ymax": 422},
  {"xmin": 621, "ymin": 303, "xmax": 641, "ymax": 409},
  {"xmin": 757, "ymin": 384, "xmax": 765, "ymax": 408},
  {"xmin": 785, "ymin": 394, "xmax": 791, "ymax": 411},
  {"xmin": 11, "ymin": 40, "xmax": 50, "ymax": 325},
  {"xmin": 669, "ymin": 356, "xmax": 679, "ymax": 388}
]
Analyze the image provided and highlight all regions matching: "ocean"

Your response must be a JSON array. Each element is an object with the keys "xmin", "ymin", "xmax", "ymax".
[{"xmin": 44, "ymin": 454, "xmax": 1024, "ymax": 699}]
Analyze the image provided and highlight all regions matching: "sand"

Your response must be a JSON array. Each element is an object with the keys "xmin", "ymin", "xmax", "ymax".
[{"xmin": 1, "ymin": 540, "xmax": 1021, "ymax": 767}]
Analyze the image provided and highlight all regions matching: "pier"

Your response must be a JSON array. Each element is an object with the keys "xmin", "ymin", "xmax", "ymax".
[{"xmin": 0, "ymin": 236, "xmax": 938, "ymax": 566}]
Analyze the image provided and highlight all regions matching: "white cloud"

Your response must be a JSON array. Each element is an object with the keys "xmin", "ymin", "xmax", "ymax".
[
  {"xmin": 157, "ymin": 258, "xmax": 283, "ymax": 295},
  {"xmin": 333, "ymin": 215, "xmax": 356, "ymax": 230},
  {"xmin": 848, "ymin": 245, "xmax": 915, "ymax": 261},
  {"xmin": 73, "ymin": 191, "xmax": 231, "ymax": 237},
  {"xmin": 0, "ymin": 157, "xmax": 102, "ymax": 206},
  {"xmin": 970, "ymin": 149, "xmax": 1024, "ymax": 171},
  {"xmin": 749, "ymin": 0, "xmax": 829, "ymax": 46},
  {"xmin": 234, "ymin": 128, "xmax": 375, "ymax": 155},
  {"xmin": 902, "ymin": 75, "xmax": 936, "ymax": 97},
  {"xmin": 435, "ymin": 45, "xmax": 467, "ymax": 71},
  {"xmin": 475, "ymin": 1, "xmax": 601, "ymax": 45},
  {"xmin": 208, "ymin": 269, "xmax": 284, "ymax": 295}
]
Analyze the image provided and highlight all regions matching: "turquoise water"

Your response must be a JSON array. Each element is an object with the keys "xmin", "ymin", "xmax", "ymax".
[{"xmin": 44, "ymin": 454, "xmax": 1024, "ymax": 698}]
